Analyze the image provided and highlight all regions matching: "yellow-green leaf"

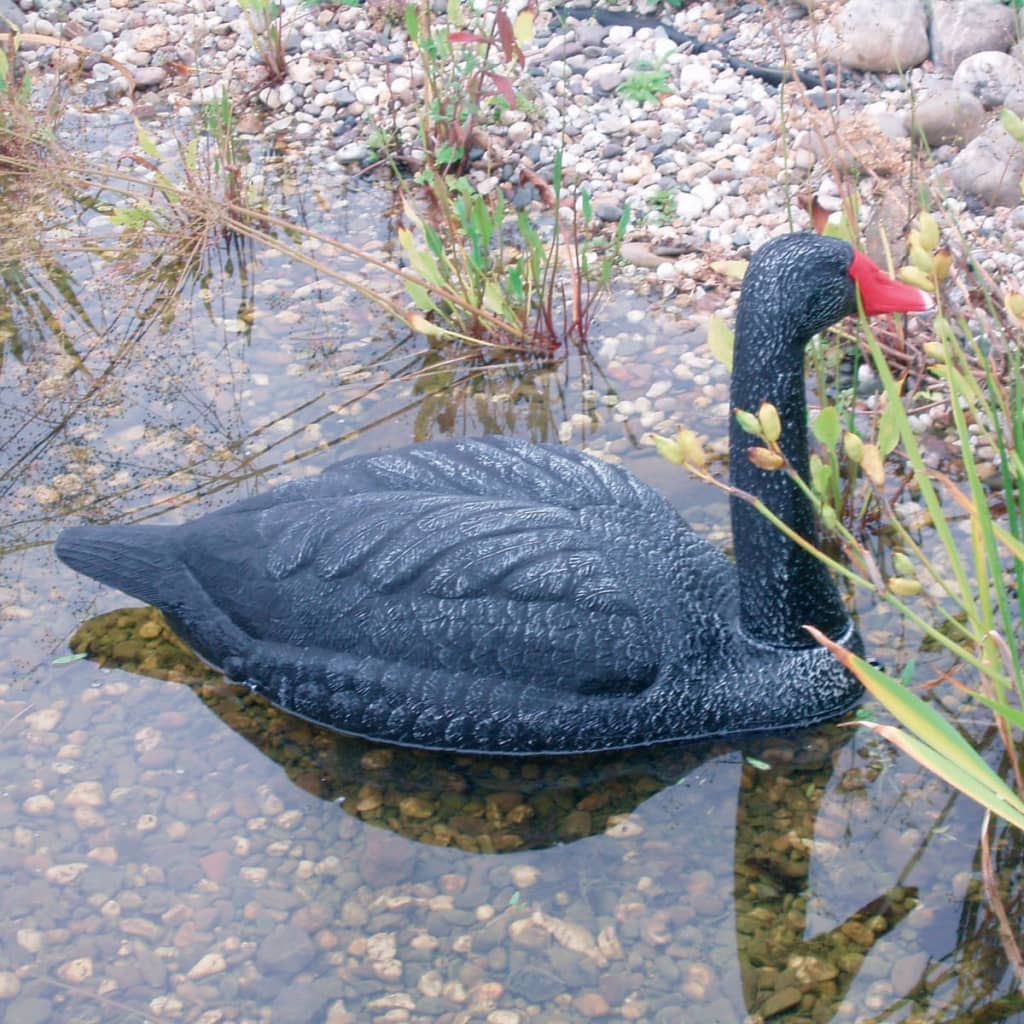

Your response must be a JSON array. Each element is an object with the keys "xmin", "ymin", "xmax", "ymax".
[
  {"xmin": 513, "ymin": 9, "xmax": 535, "ymax": 44},
  {"xmin": 877, "ymin": 397, "xmax": 903, "ymax": 456},
  {"xmin": 808, "ymin": 628, "xmax": 1024, "ymax": 823},
  {"xmin": 709, "ymin": 259, "xmax": 748, "ymax": 280},
  {"xmin": 859, "ymin": 723, "xmax": 1024, "ymax": 832},
  {"xmin": 861, "ymin": 443, "xmax": 885, "ymax": 487},
  {"xmin": 812, "ymin": 406, "xmax": 841, "ymax": 448},
  {"xmin": 706, "ymin": 314, "xmax": 733, "ymax": 372},
  {"xmin": 135, "ymin": 119, "xmax": 161, "ymax": 161},
  {"xmin": 842, "ymin": 430, "xmax": 863, "ymax": 463}
]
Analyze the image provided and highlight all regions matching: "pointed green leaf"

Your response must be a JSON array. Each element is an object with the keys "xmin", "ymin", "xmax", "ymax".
[
  {"xmin": 52, "ymin": 653, "xmax": 87, "ymax": 665},
  {"xmin": 135, "ymin": 119, "xmax": 161, "ymax": 161},
  {"xmin": 810, "ymin": 628, "xmax": 1024, "ymax": 814},
  {"xmin": 861, "ymin": 723, "xmax": 1024, "ymax": 831},
  {"xmin": 877, "ymin": 398, "xmax": 903, "ymax": 455}
]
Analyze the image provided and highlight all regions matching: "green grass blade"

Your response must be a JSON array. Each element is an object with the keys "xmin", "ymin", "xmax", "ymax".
[
  {"xmin": 808, "ymin": 627, "xmax": 1024, "ymax": 809},
  {"xmin": 860, "ymin": 723, "xmax": 1024, "ymax": 831}
]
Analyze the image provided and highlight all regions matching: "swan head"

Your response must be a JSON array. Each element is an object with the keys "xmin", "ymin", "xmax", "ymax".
[{"xmin": 739, "ymin": 233, "xmax": 933, "ymax": 346}]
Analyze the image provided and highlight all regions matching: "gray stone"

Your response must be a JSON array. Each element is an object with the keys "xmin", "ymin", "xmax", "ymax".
[
  {"xmin": 0, "ymin": 0, "xmax": 23, "ymax": 28},
  {"xmin": 953, "ymin": 50, "xmax": 1024, "ymax": 109},
  {"xmin": 3, "ymin": 997, "xmax": 53, "ymax": 1024},
  {"xmin": 908, "ymin": 85, "xmax": 986, "ymax": 147},
  {"xmin": 930, "ymin": 0, "xmax": 1017, "ymax": 70},
  {"xmin": 951, "ymin": 122, "xmax": 1024, "ymax": 206},
  {"xmin": 255, "ymin": 924, "xmax": 316, "ymax": 975},
  {"xmin": 77, "ymin": 32, "xmax": 111, "ymax": 51},
  {"xmin": 575, "ymin": 22, "xmax": 610, "ymax": 47},
  {"xmin": 269, "ymin": 981, "xmax": 335, "ymax": 1024},
  {"xmin": 132, "ymin": 67, "xmax": 167, "ymax": 89},
  {"xmin": 592, "ymin": 201, "xmax": 624, "ymax": 222},
  {"xmin": 828, "ymin": 0, "xmax": 929, "ymax": 73}
]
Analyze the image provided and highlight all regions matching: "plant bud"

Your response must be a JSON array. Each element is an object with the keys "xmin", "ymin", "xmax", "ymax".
[
  {"xmin": 897, "ymin": 266, "xmax": 935, "ymax": 292},
  {"xmin": 1006, "ymin": 293, "xmax": 1024, "ymax": 325},
  {"xmin": 892, "ymin": 552, "xmax": 916, "ymax": 577},
  {"xmin": 918, "ymin": 210, "xmax": 940, "ymax": 252},
  {"xmin": 675, "ymin": 428, "xmax": 707, "ymax": 470},
  {"xmin": 888, "ymin": 577, "xmax": 923, "ymax": 597},
  {"xmin": 931, "ymin": 247, "xmax": 952, "ymax": 282},
  {"xmin": 747, "ymin": 447, "xmax": 785, "ymax": 471},
  {"xmin": 843, "ymin": 431, "xmax": 864, "ymax": 463},
  {"xmin": 757, "ymin": 402, "xmax": 781, "ymax": 443},
  {"xmin": 654, "ymin": 434, "xmax": 686, "ymax": 465},
  {"xmin": 735, "ymin": 409, "xmax": 762, "ymax": 437},
  {"xmin": 909, "ymin": 243, "xmax": 934, "ymax": 275}
]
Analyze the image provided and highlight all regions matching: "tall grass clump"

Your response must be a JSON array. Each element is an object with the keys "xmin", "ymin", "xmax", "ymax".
[{"xmin": 391, "ymin": 1, "xmax": 628, "ymax": 352}]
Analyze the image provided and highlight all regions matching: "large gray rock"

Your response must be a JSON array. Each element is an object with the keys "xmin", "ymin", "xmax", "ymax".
[
  {"xmin": 0, "ymin": 0, "xmax": 23, "ymax": 29},
  {"xmin": 828, "ymin": 0, "xmax": 930, "ymax": 73},
  {"xmin": 908, "ymin": 85, "xmax": 987, "ymax": 147},
  {"xmin": 930, "ymin": 0, "xmax": 1017, "ymax": 71},
  {"xmin": 951, "ymin": 122, "xmax": 1024, "ymax": 206},
  {"xmin": 953, "ymin": 50, "xmax": 1024, "ymax": 109}
]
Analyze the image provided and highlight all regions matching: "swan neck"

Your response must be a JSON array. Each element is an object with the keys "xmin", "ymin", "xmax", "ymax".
[{"xmin": 728, "ymin": 323, "xmax": 850, "ymax": 646}]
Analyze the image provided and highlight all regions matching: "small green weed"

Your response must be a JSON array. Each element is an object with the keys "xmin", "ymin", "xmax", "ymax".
[
  {"xmin": 617, "ymin": 61, "xmax": 673, "ymax": 105},
  {"xmin": 239, "ymin": 0, "xmax": 287, "ymax": 83}
]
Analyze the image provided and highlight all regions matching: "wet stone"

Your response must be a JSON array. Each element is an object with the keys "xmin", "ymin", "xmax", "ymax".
[
  {"xmin": 256, "ymin": 924, "xmax": 316, "ymax": 975},
  {"xmin": 269, "ymin": 980, "xmax": 338, "ymax": 1024},
  {"xmin": 3, "ymin": 996, "xmax": 53, "ymax": 1024}
]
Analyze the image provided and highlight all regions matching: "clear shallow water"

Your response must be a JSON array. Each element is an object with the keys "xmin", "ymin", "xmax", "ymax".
[{"xmin": 0, "ymin": 150, "xmax": 1021, "ymax": 1024}]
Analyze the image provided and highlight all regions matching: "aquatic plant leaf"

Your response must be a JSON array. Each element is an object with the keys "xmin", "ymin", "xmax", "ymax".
[
  {"xmin": 710, "ymin": 259, "xmax": 748, "ymax": 280},
  {"xmin": 1001, "ymin": 107, "xmax": 1024, "ymax": 144},
  {"xmin": 52, "ymin": 653, "xmax": 87, "ymax": 665},
  {"xmin": 809, "ymin": 627, "xmax": 1024, "ymax": 826},
  {"xmin": 860, "ymin": 444, "xmax": 885, "ymax": 487},
  {"xmin": 706, "ymin": 314, "xmax": 733, "ymax": 372},
  {"xmin": 861, "ymin": 723, "xmax": 1024, "ymax": 832},
  {"xmin": 877, "ymin": 397, "xmax": 902, "ymax": 456},
  {"xmin": 134, "ymin": 119, "xmax": 161, "ymax": 161},
  {"xmin": 513, "ymin": 9, "xmax": 535, "ymax": 45},
  {"xmin": 812, "ymin": 407, "xmax": 840, "ymax": 448},
  {"xmin": 970, "ymin": 692, "xmax": 1024, "ymax": 731},
  {"xmin": 404, "ymin": 279, "xmax": 439, "ymax": 313}
]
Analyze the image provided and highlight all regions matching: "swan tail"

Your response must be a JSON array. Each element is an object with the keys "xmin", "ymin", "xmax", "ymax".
[{"xmin": 56, "ymin": 525, "xmax": 186, "ymax": 609}]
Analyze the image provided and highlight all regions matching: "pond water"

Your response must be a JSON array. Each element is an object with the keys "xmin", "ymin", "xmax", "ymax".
[{"xmin": 1, "ymin": 132, "xmax": 1021, "ymax": 1024}]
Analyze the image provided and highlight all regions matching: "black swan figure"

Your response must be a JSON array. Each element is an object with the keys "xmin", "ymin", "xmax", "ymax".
[{"xmin": 56, "ymin": 234, "xmax": 931, "ymax": 754}]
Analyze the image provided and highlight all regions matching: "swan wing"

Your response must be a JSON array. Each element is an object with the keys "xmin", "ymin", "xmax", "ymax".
[{"xmin": 179, "ymin": 439, "xmax": 668, "ymax": 698}]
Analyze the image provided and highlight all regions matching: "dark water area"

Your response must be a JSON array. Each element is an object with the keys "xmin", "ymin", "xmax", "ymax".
[{"xmin": 0, "ymin": 149, "xmax": 1021, "ymax": 1024}]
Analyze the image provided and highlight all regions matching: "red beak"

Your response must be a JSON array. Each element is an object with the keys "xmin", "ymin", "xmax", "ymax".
[{"xmin": 848, "ymin": 249, "xmax": 934, "ymax": 315}]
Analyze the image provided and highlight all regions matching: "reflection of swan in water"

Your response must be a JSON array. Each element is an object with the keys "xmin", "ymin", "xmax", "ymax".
[{"xmin": 68, "ymin": 606, "xmax": 939, "ymax": 1021}]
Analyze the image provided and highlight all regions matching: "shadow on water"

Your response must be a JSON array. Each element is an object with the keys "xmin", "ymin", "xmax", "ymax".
[{"xmin": 48, "ymin": 606, "xmax": 1023, "ymax": 1023}]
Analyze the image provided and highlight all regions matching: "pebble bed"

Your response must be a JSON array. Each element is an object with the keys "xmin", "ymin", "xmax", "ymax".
[{"xmin": 1, "ymin": 1, "xmax": 1022, "ymax": 1023}]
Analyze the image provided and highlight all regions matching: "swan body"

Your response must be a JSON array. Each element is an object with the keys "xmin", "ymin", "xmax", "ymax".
[{"xmin": 56, "ymin": 234, "xmax": 930, "ymax": 754}]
